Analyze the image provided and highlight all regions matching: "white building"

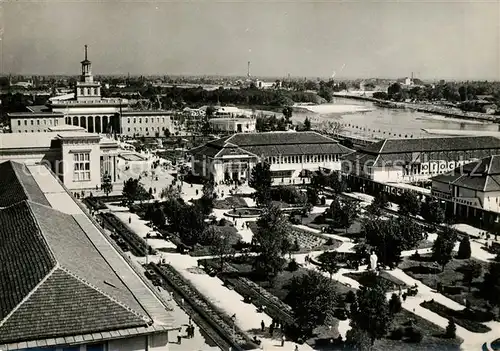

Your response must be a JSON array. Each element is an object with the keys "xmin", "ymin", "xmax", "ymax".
[
  {"xmin": 0, "ymin": 130, "xmax": 120, "ymax": 190},
  {"xmin": 342, "ymin": 136, "xmax": 500, "ymax": 184},
  {"xmin": 190, "ymin": 131, "xmax": 352, "ymax": 184},
  {"xmin": 121, "ymin": 111, "xmax": 173, "ymax": 137},
  {"xmin": 8, "ymin": 46, "xmax": 173, "ymax": 138},
  {"xmin": 209, "ymin": 117, "xmax": 256, "ymax": 133}
]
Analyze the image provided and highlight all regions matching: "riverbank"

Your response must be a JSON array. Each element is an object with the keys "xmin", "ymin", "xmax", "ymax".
[
  {"xmin": 334, "ymin": 93, "xmax": 499, "ymax": 123},
  {"xmin": 292, "ymin": 102, "xmax": 373, "ymax": 114}
]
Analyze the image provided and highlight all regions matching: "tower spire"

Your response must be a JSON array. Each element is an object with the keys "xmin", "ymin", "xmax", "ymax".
[{"xmin": 84, "ymin": 44, "xmax": 88, "ymax": 60}]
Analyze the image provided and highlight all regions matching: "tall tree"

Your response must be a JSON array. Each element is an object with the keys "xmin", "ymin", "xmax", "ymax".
[
  {"xmin": 398, "ymin": 191, "xmax": 421, "ymax": 216},
  {"xmin": 303, "ymin": 117, "xmax": 312, "ymax": 131},
  {"xmin": 461, "ymin": 261, "xmax": 482, "ymax": 292},
  {"xmin": 457, "ymin": 235, "xmax": 472, "ymax": 259},
  {"xmin": 421, "ymin": 199, "xmax": 445, "ymax": 227},
  {"xmin": 101, "ymin": 172, "xmax": 113, "ymax": 197},
  {"xmin": 249, "ymin": 162, "xmax": 272, "ymax": 206},
  {"xmin": 328, "ymin": 197, "xmax": 360, "ymax": 233},
  {"xmin": 306, "ymin": 186, "xmax": 319, "ymax": 206},
  {"xmin": 282, "ymin": 106, "xmax": 293, "ymax": 123},
  {"xmin": 366, "ymin": 191, "xmax": 389, "ymax": 216},
  {"xmin": 210, "ymin": 229, "xmax": 236, "ymax": 272},
  {"xmin": 345, "ymin": 326, "xmax": 372, "ymax": 351},
  {"xmin": 350, "ymin": 281, "xmax": 391, "ymax": 345},
  {"xmin": 198, "ymin": 179, "xmax": 216, "ymax": 216},
  {"xmin": 432, "ymin": 227, "xmax": 458, "ymax": 271},
  {"xmin": 253, "ymin": 205, "xmax": 289, "ymax": 281},
  {"xmin": 319, "ymin": 251, "xmax": 340, "ymax": 279},
  {"xmin": 285, "ymin": 270, "xmax": 337, "ymax": 337},
  {"xmin": 481, "ymin": 262, "xmax": 500, "ymax": 313},
  {"xmin": 122, "ymin": 178, "xmax": 148, "ymax": 207}
]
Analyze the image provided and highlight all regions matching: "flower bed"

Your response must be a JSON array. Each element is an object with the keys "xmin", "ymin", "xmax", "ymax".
[
  {"xmin": 100, "ymin": 213, "xmax": 155, "ymax": 257},
  {"xmin": 151, "ymin": 263, "xmax": 258, "ymax": 350},
  {"xmin": 83, "ymin": 197, "xmax": 107, "ymax": 211}
]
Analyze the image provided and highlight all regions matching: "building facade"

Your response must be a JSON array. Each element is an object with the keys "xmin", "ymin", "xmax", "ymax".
[
  {"xmin": 190, "ymin": 131, "xmax": 352, "ymax": 184},
  {"xmin": 342, "ymin": 136, "xmax": 500, "ymax": 184},
  {"xmin": 209, "ymin": 117, "xmax": 256, "ymax": 133},
  {"xmin": 0, "ymin": 131, "xmax": 120, "ymax": 190},
  {"xmin": 121, "ymin": 111, "xmax": 173, "ymax": 137},
  {"xmin": 8, "ymin": 46, "xmax": 173, "ymax": 138},
  {"xmin": 431, "ymin": 155, "xmax": 500, "ymax": 220}
]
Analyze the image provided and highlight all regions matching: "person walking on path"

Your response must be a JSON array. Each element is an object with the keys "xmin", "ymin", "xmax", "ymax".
[
  {"xmin": 269, "ymin": 323, "xmax": 274, "ymax": 336},
  {"xmin": 295, "ymin": 345, "xmax": 299, "ymax": 351},
  {"xmin": 281, "ymin": 335, "xmax": 285, "ymax": 347},
  {"xmin": 261, "ymin": 320, "xmax": 265, "ymax": 332}
]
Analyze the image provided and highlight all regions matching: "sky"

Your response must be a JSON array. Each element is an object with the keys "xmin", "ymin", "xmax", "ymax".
[{"xmin": 1, "ymin": 0, "xmax": 499, "ymax": 80}]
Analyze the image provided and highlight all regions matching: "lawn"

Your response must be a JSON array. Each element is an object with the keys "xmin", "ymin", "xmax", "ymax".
[
  {"xmin": 420, "ymin": 300, "xmax": 491, "ymax": 333},
  {"xmin": 298, "ymin": 212, "xmax": 364, "ymax": 238},
  {"xmin": 214, "ymin": 196, "xmax": 249, "ymax": 210},
  {"xmin": 345, "ymin": 271, "xmax": 408, "ymax": 291},
  {"xmin": 399, "ymin": 255, "xmax": 491, "ymax": 311},
  {"xmin": 372, "ymin": 308, "xmax": 462, "ymax": 351}
]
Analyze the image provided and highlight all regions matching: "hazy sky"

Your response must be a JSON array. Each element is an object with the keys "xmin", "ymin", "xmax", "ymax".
[{"xmin": 1, "ymin": 0, "xmax": 499, "ymax": 80}]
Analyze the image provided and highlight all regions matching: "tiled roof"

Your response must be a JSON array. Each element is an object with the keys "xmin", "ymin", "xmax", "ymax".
[
  {"xmin": 431, "ymin": 155, "xmax": 500, "ymax": 192},
  {"xmin": 190, "ymin": 132, "xmax": 352, "ymax": 159},
  {"xmin": 226, "ymin": 131, "xmax": 336, "ymax": 146},
  {"xmin": 0, "ymin": 201, "xmax": 150, "ymax": 344},
  {"xmin": 361, "ymin": 136, "xmax": 500, "ymax": 155},
  {"xmin": 0, "ymin": 161, "xmax": 51, "ymax": 207},
  {"xmin": 0, "ymin": 269, "xmax": 147, "ymax": 343}
]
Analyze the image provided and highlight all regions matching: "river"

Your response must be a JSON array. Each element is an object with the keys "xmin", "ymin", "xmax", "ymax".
[{"xmin": 291, "ymin": 98, "xmax": 500, "ymax": 139}]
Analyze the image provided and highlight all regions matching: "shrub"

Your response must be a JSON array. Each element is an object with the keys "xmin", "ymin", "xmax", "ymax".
[
  {"xmin": 406, "ymin": 327, "xmax": 423, "ymax": 343},
  {"xmin": 389, "ymin": 293, "xmax": 402, "ymax": 314},
  {"xmin": 457, "ymin": 236, "xmax": 472, "ymax": 259},
  {"xmin": 326, "ymin": 238, "xmax": 335, "ymax": 246},
  {"xmin": 218, "ymin": 218, "xmax": 227, "ymax": 226},
  {"xmin": 320, "ymin": 196, "xmax": 326, "ymax": 205},
  {"xmin": 389, "ymin": 327, "xmax": 405, "ymax": 340},
  {"xmin": 345, "ymin": 290, "xmax": 356, "ymax": 304},
  {"xmin": 445, "ymin": 319, "xmax": 456, "ymax": 338},
  {"xmin": 287, "ymin": 259, "xmax": 299, "ymax": 272}
]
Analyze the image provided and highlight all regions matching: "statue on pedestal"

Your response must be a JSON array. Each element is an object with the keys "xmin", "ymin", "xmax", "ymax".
[{"xmin": 370, "ymin": 251, "xmax": 378, "ymax": 271}]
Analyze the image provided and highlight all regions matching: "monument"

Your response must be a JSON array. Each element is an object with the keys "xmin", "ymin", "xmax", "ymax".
[{"xmin": 370, "ymin": 251, "xmax": 378, "ymax": 271}]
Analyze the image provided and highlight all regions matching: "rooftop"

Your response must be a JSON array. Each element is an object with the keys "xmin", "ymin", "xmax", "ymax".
[
  {"xmin": 190, "ymin": 131, "xmax": 353, "ymax": 158},
  {"xmin": 0, "ymin": 161, "xmax": 175, "ymax": 346},
  {"xmin": 361, "ymin": 136, "xmax": 500, "ymax": 155},
  {"xmin": 432, "ymin": 155, "xmax": 500, "ymax": 192},
  {"xmin": 0, "ymin": 131, "xmax": 113, "ymax": 150}
]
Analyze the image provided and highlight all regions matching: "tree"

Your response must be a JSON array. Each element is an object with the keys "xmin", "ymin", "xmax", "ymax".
[
  {"xmin": 345, "ymin": 327, "xmax": 372, "ymax": 351},
  {"xmin": 249, "ymin": 162, "xmax": 272, "ymax": 206},
  {"xmin": 285, "ymin": 270, "xmax": 337, "ymax": 337},
  {"xmin": 482, "ymin": 262, "xmax": 500, "ymax": 313},
  {"xmin": 282, "ymin": 106, "xmax": 293, "ymax": 123},
  {"xmin": 388, "ymin": 293, "xmax": 402, "ymax": 315},
  {"xmin": 101, "ymin": 172, "xmax": 113, "ymax": 197},
  {"xmin": 303, "ymin": 117, "xmax": 311, "ymax": 131},
  {"xmin": 210, "ymin": 229, "xmax": 236, "ymax": 272},
  {"xmin": 461, "ymin": 261, "xmax": 482, "ymax": 291},
  {"xmin": 151, "ymin": 206, "xmax": 166, "ymax": 228},
  {"xmin": 163, "ymin": 128, "xmax": 171, "ymax": 138},
  {"xmin": 366, "ymin": 191, "xmax": 389, "ymax": 216},
  {"xmin": 198, "ymin": 179, "xmax": 216, "ymax": 216},
  {"xmin": 122, "ymin": 178, "xmax": 148, "ymax": 207},
  {"xmin": 445, "ymin": 319, "xmax": 456, "ymax": 339},
  {"xmin": 328, "ymin": 197, "xmax": 359, "ymax": 233},
  {"xmin": 432, "ymin": 227, "xmax": 458, "ymax": 271},
  {"xmin": 253, "ymin": 205, "xmax": 289, "ymax": 281},
  {"xmin": 398, "ymin": 191, "xmax": 420, "ymax": 216},
  {"xmin": 319, "ymin": 251, "xmax": 340, "ymax": 279},
  {"xmin": 421, "ymin": 199, "xmax": 445, "ymax": 227},
  {"xmin": 160, "ymin": 186, "xmax": 181, "ymax": 201},
  {"xmin": 306, "ymin": 186, "xmax": 319, "ymax": 206},
  {"xmin": 350, "ymin": 282, "xmax": 391, "ymax": 345},
  {"xmin": 457, "ymin": 235, "xmax": 472, "ymax": 259}
]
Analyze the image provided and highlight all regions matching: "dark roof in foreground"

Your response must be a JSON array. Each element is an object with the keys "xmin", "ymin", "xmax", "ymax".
[
  {"xmin": 431, "ymin": 155, "xmax": 500, "ymax": 192},
  {"xmin": 361, "ymin": 136, "xmax": 500, "ymax": 155},
  {"xmin": 0, "ymin": 161, "xmax": 51, "ymax": 207},
  {"xmin": 0, "ymin": 201, "xmax": 150, "ymax": 344},
  {"xmin": 190, "ymin": 131, "xmax": 353, "ymax": 158}
]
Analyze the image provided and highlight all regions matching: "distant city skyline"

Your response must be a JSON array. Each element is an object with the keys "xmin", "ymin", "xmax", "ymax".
[{"xmin": 1, "ymin": 0, "xmax": 499, "ymax": 80}]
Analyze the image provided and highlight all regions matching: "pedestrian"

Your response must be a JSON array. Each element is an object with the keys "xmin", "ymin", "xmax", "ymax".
[
  {"xmin": 129, "ymin": 216, "xmax": 131, "ymax": 224},
  {"xmin": 269, "ymin": 323, "xmax": 274, "ymax": 336},
  {"xmin": 177, "ymin": 334, "xmax": 182, "ymax": 344},
  {"xmin": 261, "ymin": 320, "xmax": 265, "ymax": 332},
  {"xmin": 188, "ymin": 316, "xmax": 192, "ymax": 325},
  {"xmin": 281, "ymin": 335, "xmax": 285, "ymax": 347},
  {"xmin": 295, "ymin": 345, "xmax": 299, "ymax": 351}
]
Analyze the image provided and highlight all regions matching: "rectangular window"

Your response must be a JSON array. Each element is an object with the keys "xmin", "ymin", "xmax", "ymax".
[
  {"xmin": 37, "ymin": 120, "xmax": 40, "ymax": 125},
  {"xmin": 31, "ymin": 120, "xmax": 34, "ymax": 125},
  {"xmin": 139, "ymin": 118, "xmax": 142, "ymax": 124},
  {"xmin": 133, "ymin": 118, "xmax": 136, "ymax": 124},
  {"xmin": 17, "ymin": 120, "xmax": 20, "ymax": 126},
  {"xmin": 24, "ymin": 120, "xmax": 27, "ymax": 125},
  {"xmin": 55, "ymin": 119, "xmax": 58, "ymax": 125},
  {"xmin": 157, "ymin": 117, "xmax": 160, "ymax": 123},
  {"xmin": 73, "ymin": 152, "xmax": 91, "ymax": 181},
  {"xmin": 128, "ymin": 118, "xmax": 131, "ymax": 124},
  {"xmin": 128, "ymin": 127, "xmax": 131, "ymax": 132},
  {"xmin": 44, "ymin": 120, "xmax": 46, "ymax": 125},
  {"xmin": 145, "ymin": 118, "xmax": 148, "ymax": 123}
]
